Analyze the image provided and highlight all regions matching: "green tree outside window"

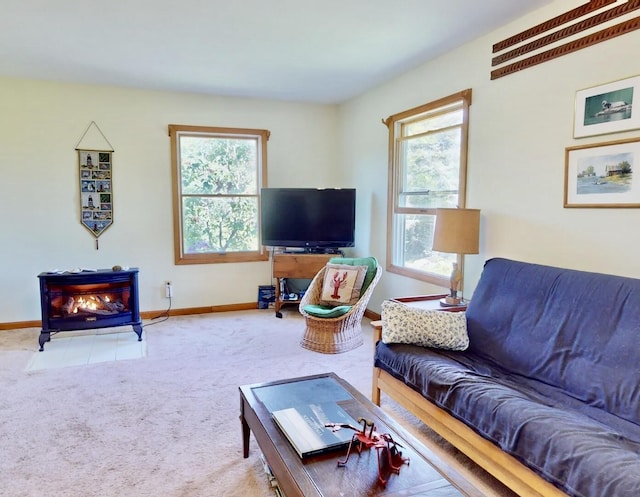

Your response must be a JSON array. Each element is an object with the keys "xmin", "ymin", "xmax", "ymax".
[{"xmin": 169, "ymin": 125, "xmax": 269, "ymax": 264}]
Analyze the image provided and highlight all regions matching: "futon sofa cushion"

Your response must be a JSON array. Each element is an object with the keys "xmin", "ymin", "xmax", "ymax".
[
  {"xmin": 466, "ymin": 258, "xmax": 640, "ymax": 425},
  {"xmin": 375, "ymin": 341, "xmax": 640, "ymax": 496}
]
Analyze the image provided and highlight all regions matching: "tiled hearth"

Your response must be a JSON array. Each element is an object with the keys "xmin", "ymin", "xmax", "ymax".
[{"xmin": 26, "ymin": 329, "xmax": 146, "ymax": 371}]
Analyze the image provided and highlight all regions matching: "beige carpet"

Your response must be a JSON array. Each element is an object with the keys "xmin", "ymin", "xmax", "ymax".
[{"xmin": 0, "ymin": 310, "xmax": 516, "ymax": 497}]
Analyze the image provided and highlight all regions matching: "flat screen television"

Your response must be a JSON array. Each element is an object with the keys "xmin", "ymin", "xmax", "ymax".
[{"xmin": 261, "ymin": 188, "xmax": 356, "ymax": 251}]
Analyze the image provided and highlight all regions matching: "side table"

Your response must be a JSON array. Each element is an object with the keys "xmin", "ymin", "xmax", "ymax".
[{"xmin": 391, "ymin": 294, "xmax": 468, "ymax": 312}]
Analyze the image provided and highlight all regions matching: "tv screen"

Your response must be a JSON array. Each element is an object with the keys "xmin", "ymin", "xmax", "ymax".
[{"xmin": 261, "ymin": 188, "xmax": 356, "ymax": 250}]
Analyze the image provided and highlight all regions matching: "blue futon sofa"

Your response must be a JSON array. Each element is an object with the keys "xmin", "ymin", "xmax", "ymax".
[{"xmin": 373, "ymin": 258, "xmax": 640, "ymax": 497}]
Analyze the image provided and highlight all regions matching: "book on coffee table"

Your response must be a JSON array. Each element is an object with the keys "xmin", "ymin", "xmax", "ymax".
[{"xmin": 272, "ymin": 402, "xmax": 359, "ymax": 458}]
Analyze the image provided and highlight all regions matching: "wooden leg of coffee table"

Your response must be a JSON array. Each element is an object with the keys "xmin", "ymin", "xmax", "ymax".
[{"xmin": 240, "ymin": 402, "xmax": 250, "ymax": 458}]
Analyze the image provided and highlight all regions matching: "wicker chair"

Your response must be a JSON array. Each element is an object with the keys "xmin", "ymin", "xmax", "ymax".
[{"xmin": 299, "ymin": 260, "xmax": 382, "ymax": 354}]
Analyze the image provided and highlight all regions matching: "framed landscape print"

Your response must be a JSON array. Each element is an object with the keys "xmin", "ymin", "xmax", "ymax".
[
  {"xmin": 574, "ymin": 75, "xmax": 639, "ymax": 138},
  {"xmin": 564, "ymin": 137, "xmax": 640, "ymax": 208}
]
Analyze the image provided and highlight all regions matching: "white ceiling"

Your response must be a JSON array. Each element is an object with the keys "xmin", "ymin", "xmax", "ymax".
[{"xmin": 0, "ymin": 0, "xmax": 552, "ymax": 104}]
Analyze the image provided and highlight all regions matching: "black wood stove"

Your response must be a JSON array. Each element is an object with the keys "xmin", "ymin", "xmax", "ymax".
[{"xmin": 37, "ymin": 268, "xmax": 142, "ymax": 351}]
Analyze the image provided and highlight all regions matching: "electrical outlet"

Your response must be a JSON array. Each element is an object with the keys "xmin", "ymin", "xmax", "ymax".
[{"xmin": 165, "ymin": 281, "xmax": 173, "ymax": 298}]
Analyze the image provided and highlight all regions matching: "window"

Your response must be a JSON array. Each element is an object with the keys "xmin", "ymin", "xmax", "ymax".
[
  {"xmin": 385, "ymin": 90, "xmax": 471, "ymax": 285},
  {"xmin": 168, "ymin": 124, "xmax": 270, "ymax": 264}
]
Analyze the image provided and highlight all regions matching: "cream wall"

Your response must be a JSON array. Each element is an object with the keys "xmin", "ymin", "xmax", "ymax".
[
  {"xmin": 0, "ymin": 79, "xmax": 340, "ymax": 322},
  {"xmin": 340, "ymin": 0, "xmax": 640, "ymax": 312}
]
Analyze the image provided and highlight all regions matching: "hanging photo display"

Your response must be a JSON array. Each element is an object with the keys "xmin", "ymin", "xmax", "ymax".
[{"xmin": 79, "ymin": 149, "xmax": 113, "ymax": 238}]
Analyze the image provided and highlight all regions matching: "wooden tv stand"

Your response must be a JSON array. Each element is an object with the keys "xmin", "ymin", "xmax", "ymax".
[{"xmin": 272, "ymin": 252, "xmax": 334, "ymax": 318}]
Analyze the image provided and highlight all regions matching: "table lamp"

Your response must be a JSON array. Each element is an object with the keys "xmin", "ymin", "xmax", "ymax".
[{"xmin": 432, "ymin": 208, "xmax": 480, "ymax": 306}]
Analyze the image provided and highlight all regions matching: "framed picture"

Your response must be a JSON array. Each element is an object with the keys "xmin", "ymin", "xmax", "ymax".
[
  {"xmin": 574, "ymin": 75, "xmax": 639, "ymax": 138},
  {"xmin": 79, "ymin": 149, "xmax": 113, "ymax": 236},
  {"xmin": 564, "ymin": 137, "xmax": 640, "ymax": 208}
]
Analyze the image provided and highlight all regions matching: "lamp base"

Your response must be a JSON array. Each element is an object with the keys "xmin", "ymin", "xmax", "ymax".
[{"xmin": 439, "ymin": 297, "xmax": 466, "ymax": 307}]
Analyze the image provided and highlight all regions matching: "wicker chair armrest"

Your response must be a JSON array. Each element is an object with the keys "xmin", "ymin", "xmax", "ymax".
[{"xmin": 299, "ymin": 266, "xmax": 327, "ymax": 309}]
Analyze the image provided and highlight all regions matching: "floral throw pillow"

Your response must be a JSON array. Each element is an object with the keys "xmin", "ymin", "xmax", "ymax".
[
  {"xmin": 381, "ymin": 299, "xmax": 469, "ymax": 351},
  {"xmin": 319, "ymin": 264, "xmax": 367, "ymax": 306}
]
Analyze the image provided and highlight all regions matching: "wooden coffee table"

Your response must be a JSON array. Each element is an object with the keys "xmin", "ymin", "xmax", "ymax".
[{"xmin": 240, "ymin": 372, "xmax": 482, "ymax": 497}]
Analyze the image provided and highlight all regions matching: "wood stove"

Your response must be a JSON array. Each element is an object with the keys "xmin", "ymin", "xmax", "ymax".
[{"xmin": 37, "ymin": 268, "xmax": 142, "ymax": 351}]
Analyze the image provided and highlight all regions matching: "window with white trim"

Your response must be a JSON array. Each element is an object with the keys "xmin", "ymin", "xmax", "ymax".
[
  {"xmin": 168, "ymin": 124, "xmax": 269, "ymax": 264},
  {"xmin": 385, "ymin": 90, "xmax": 471, "ymax": 285}
]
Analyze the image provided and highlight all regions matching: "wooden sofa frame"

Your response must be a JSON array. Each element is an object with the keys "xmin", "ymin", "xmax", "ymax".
[{"xmin": 371, "ymin": 322, "xmax": 568, "ymax": 497}]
